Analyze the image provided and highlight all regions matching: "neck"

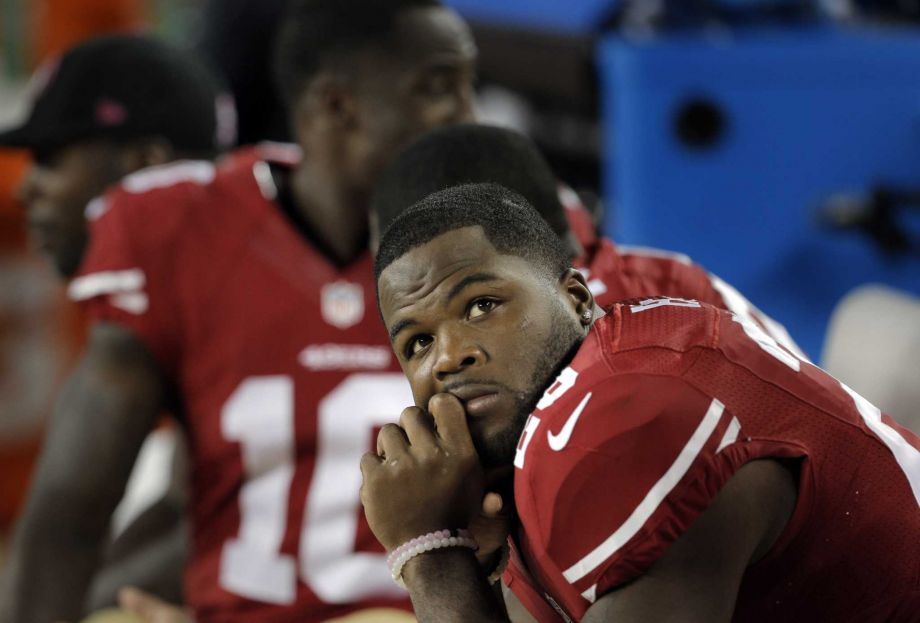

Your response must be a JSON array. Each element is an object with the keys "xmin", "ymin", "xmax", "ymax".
[{"xmin": 289, "ymin": 162, "xmax": 369, "ymax": 266}]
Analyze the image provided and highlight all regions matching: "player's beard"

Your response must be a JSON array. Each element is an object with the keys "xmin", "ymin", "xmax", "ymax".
[{"xmin": 477, "ymin": 302, "xmax": 586, "ymax": 469}]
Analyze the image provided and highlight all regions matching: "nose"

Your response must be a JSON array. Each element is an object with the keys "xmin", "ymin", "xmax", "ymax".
[{"xmin": 432, "ymin": 329, "xmax": 486, "ymax": 382}]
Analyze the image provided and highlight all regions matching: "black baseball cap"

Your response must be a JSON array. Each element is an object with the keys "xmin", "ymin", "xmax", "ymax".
[{"xmin": 0, "ymin": 34, "xmax": 234, "ymax": 153}]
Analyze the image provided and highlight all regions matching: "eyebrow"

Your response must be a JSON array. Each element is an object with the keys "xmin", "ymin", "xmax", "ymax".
[
  {"xmin": 389, "ymin": 318, "xmax": 418, "ymax": 344},
  {"xmin": 387, "ymin": 273, "xmax": 500, "ymax": 344},
  {"xmin": 446, "ymin": 272, "xmax": 500, "ymax": 303}
]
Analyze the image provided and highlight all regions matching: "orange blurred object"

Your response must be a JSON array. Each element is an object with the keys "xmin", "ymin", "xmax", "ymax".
[
  {"xmin": 0, "ymin": 0, "xmax": 145, "ymax": 533},
  {"xmin": 35, "ymin": 0, "xmax": 147, "ymax": 64}
]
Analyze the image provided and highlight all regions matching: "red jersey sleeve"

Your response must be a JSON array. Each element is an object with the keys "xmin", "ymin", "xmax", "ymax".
[
  {"xmin": 605, "ymin": 245, "xmax": 807, "ymax": 359},
  {"xmin": 522, "ymin": 372, "xmax": 745, "ymax": 603},
  {"xmin": 68, "ymin": 188, "xmax": 185, "ymax": 373}
]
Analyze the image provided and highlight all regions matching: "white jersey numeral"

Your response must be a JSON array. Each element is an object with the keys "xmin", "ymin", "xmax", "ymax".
[
  {"xmin": 219, "ymin": 376, "xmax": 297, "ymax": 604},
  {"xmin": 302, "ymin": 374, "xmax": 413, "ymax": 602},
  {"xmin": 218, "ymin": 374, "xmax": 413, "ymax": 604}
]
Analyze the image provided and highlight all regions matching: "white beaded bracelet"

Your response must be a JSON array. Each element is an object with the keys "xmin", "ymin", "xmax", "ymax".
[{"xmin": 386, "ymin": 528, "xmax": 478, "ymax": 588}]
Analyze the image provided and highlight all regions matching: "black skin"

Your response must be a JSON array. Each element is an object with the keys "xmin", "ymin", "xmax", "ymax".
[
  {"xmin": 286, "ymin": 5, "xmax": 476, "ymax": 266},
  {"xmin": 366, "ymin": 226, "xmax": 798, "ymax": 622},
  {"xmin": 1, "ymin": 7, "xmax": 477, "ymax": 622},
  {"xmin": 0, "ymin": 323, "xmax": 166, "ymax": 623},
  {"xmin": 18, "ymin": 137, "xmax": 175, "ymax": 277}
]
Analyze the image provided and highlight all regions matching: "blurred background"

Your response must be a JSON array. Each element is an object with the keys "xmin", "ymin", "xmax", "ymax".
[{"xmin": 1, "ymin": 0, "xmax": 919, "ymax": 559}]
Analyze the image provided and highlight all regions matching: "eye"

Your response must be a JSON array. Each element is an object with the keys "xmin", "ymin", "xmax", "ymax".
[
  {"xmin": 405, "ymin": 334, "xmax": 433, "ymax": 359},
  {"xmin": 468, "ymin": 298, "xmax": 500, "ymax": 320},
  {"xmin": 420, "ymin": 70, "xmax": 455, "ymax": 97}
]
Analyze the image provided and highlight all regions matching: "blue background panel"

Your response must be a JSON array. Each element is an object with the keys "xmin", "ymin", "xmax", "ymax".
[
  {"xmin": 600, "ymin": 28, "xmax": 920, "ymax": 358},
  {"xmin": 444, "ymin": 0, "xmax": 618, "ymax": 34}
]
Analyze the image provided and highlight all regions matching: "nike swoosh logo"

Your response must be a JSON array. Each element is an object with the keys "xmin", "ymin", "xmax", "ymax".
[{"xmin": 547, "ymin": 392, "xmax": 593, "ymax": 451}]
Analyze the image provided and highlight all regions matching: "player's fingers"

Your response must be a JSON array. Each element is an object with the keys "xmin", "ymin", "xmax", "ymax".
[
  {"xmin": 428, "ymin": 393, "xmax": 475, "ymax": 451},
  {"xmin": 376, "ymin": 423, "xmax": 409, "ymax": 459},
  {"xmin": 481, "ymin": 491, "xmax": 504, "ymax": 517},
  {"xmin": 119, "ymin": 587, "xmax": 192, "ymax": 623},
  {"xmin": 360, "ymin": 451, "xmax": 383, "ymax": 477},
  {"xmin": 399, "ymin": 406, "xmax": 437, "ymax": 449}
]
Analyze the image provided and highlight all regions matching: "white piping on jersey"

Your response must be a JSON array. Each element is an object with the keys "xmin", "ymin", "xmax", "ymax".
[
  {"xmin": 716, "ymin": 417, "xmax": 741, "ymax": 453},
  {"xmin": 558, "ymin": 184, "xmax": 582, "ymax": 211},
  {"xmin": 708, "ymin": 272, "xmax": 808, "ymax": 361},
  {"xmin": 563, "ymin": 398, "xmax": 726, "ymax": 592},
  {"xmin": 616, "ymin": 244, "xmax": 692, "ymax": 266},
  {"xmin": 580, "ymin": 584, "xmax": 597, "ymax": 603},
  {"xmin": 256, "ymin": 141, "xmax": 303, "ymax": 164},
  {"xmin": 68, "ymin": 269, "xmax": 145, "ymax": 301},
  {"xmin": 252, "ymin": 160, "xmax": 278, "ymax": 201},
  {"xmin": 121, "ymin": 160, "xmax": 216, "ymax": 194},
  {"xmin": 840, "ymin": 383, "xmax": 920, "ymax": 507},
  {"xmin": 109, "ymin": 291, "xmax": 149, "ymax": 314},
  {"xmin": 84, "ymin": 196, "xmax": 109, "ymax": 221}
]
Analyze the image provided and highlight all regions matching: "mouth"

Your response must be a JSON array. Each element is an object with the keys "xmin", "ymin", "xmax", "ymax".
[{"xmin": 445, "ymin": 383, "xmax": 503, "ymax": 418}]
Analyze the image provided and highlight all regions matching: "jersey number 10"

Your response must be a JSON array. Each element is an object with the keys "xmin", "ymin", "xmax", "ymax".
[{"xmin": 219, "ymin": 374, "xmax": 413, "ymax": 605}]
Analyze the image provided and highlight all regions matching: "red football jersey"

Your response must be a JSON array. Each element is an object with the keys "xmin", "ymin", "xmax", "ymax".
[
  {"xmin": 507, "ymin": 299, "xmax": 920, "ymax": 622},
  {"xmin": 559, "ymin": 188, "xmax": 804, "ymax": 359},
  {"xmin": 69, "ymin": 145, "xmax": 414, "ymax": 621}
]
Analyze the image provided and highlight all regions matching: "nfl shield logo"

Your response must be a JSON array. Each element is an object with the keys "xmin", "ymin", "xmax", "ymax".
[{"xmin": 321, "ymin": 281, "xmax": 365, "ymax": 329}]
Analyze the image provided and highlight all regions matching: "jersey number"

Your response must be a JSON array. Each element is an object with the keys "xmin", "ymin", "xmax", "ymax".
[{"xmin": 219, "ymin": 374, "xmax": 413, "ymax": 604}]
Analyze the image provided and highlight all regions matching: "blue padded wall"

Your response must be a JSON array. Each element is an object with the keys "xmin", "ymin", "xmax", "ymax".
[
  {"xmin": 599, "ymin": 27, "xmax": 920, "ymax": 358},
  {"xmin": 444, "ymin": 0, "xmax": 618, "ymax": 33}
]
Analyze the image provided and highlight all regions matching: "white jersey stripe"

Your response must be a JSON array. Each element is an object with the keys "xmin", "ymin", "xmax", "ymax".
[
  {"xmin": 562, "ymin": 398, "xmax": 726, "ymax": 584},
  {"xmin": 709, "ymin": 273, "xmax": 808, "ymax": 361},
  {"xmin": 717, "ymin": 417, "xmax": 741, "ymax": 453},
  {"xmin": 68, "ymin": 269, "xmax": 145, "ymax": 302},
  {"xmin": 840, "ymin": 383, "xmax": 920, "ymax": 507}
]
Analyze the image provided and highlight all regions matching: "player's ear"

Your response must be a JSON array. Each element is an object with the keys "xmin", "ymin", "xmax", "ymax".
[
  {"xmin": 558, "ymin": 268, "xmax": 594, "ymax": 326},
  {"xmin": 291, "ymin": 73, "xmax": 359, "ymax": 144},
  {"xmin": 309, "ymin": 72, "xmax": 359, "ymax": 130}
]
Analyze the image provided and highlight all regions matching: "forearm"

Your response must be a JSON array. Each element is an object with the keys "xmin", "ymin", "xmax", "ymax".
[
  {"xmin": 87, "ymin": 512, "xmax": 188, "ymax": 610},
  {"xmin": 1, "ymin": 324, "xmax": 165, "ymax": 623},
  {"xmin": 0, "ymin": 491, "xmax": 111, "ymax": 622},
  {"xmin": 402, "ymin": 548, "xmax": 508, "ymax": 623}
]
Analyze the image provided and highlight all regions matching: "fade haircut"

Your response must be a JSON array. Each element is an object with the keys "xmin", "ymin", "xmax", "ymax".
[
  {"xmin": 372, "ymin": 124, "xmax": 570, "ymax": 238},
  {"xmin": 273, "ymin": 0, "xmax": 441, "ymax": 105},
  {"xmin": 375, "ymin": 183, "xmax": 572, "ymax": 285}
]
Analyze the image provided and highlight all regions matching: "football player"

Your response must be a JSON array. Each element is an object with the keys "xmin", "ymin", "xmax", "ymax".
[
  {"xmin": 0, "ymin": 34, "xmax": 227, "ymax": 615},
  {"xmin": 0, "ymin": 1, "xmax": 476, "ymax": 622},
  {"xmin": 364, "ymin": 183, "xmax": 920, "ymax": 622},
  {"xmin": 371, "ymin": 124, "xmax": 804, "ymax": 358}
]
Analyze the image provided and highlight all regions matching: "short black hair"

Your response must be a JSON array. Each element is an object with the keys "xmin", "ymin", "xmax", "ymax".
[
  {"xmin": 375, "ymin": 182, "xmax": 572, "ymax": 285},
  {"xmin": 373, "ymin": 124, "xmax": 570, "ymax": 238},
  {"xmin": 273, "ymin": 0, "xmax": 441, "ymax": 105}
]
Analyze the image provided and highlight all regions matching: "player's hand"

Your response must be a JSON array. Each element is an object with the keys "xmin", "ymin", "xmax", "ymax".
[
  {"xmin": 118, "ymin": 587, "xmax": 193, "ymax": 623},
  {"xmin": 469, "ymin": 469, "xmax": 514, "ymax": 566},
  {"xmin": 361, "ymin": 393, "xmax": 485, "ymax": 551}
]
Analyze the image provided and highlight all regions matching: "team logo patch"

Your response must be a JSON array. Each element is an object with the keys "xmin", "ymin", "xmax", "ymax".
[{"xmin": 321, "ymin": 281, "xmax": 365, "ymax": 329}]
